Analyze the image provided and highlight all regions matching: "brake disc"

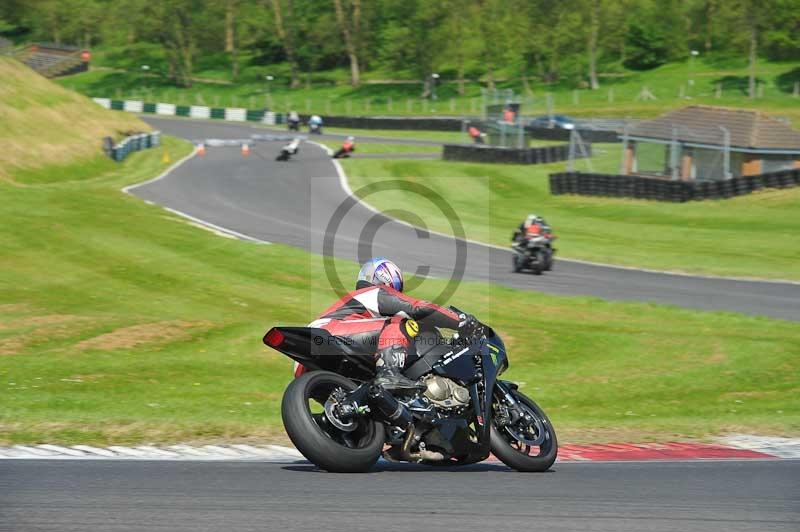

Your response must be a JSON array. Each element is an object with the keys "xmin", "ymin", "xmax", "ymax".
[
  {"xmin": 323, "ymin": 398, "xmax": 357, "ymax": 432},
  {"xmin": 505, "ymin": 414, "xmax": 546, "ymax": 447}
]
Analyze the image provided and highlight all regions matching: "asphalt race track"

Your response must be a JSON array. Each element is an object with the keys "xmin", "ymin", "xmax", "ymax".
[
  {"xmin": 2, "ymin": 459, "xmax": 798, "ymax": 532},
  {"xmin": 134, "ymin": 117, "xmax": 799, "ymax": 320}
]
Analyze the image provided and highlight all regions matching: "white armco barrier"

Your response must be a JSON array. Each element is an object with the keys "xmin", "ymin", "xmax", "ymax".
[
  {"xmin": 225, "ymin": 108, "xmax": 246, "ymax": 121},
  {"xmin": 190, "ymin": 105, "xmax": 210, "ymax": 119},
  {"xmin": 123, "ymin": 100, "xmax": 144, "ymax": 113},
  {"xmin": 262, "ymin": 111, "xmax": 276, "ymax": 125},
  {"xmin": 156, "ymin": 103, "xmax": 176, "ymax": 116},
  {"xmin": 93, "ymin": 97, "xmax": 111, "ymax": 109}
]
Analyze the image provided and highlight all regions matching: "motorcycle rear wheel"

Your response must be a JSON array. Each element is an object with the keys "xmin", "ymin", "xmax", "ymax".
[
  {"xmin": 282, "ymin": 371, "xmax": 384, "ymax": 472},
  {"xmin": 490, "ymin": 389, "xmax": 557, "ymax": 472}
]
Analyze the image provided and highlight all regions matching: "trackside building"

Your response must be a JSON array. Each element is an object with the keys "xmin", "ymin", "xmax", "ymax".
[{"xmin": 620, "ymin": 106, "xmax": 800, "ymax": 181}]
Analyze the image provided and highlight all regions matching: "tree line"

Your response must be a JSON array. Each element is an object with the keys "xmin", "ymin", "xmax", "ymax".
[{"xmin": 2, "ymin": 0, "xmax": 798, "ymax": 95}]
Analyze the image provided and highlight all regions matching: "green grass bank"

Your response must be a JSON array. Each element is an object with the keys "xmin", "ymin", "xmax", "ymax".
[{"xmin": 1, "ymin": 139, "xmax": 798, "ymax": 446}]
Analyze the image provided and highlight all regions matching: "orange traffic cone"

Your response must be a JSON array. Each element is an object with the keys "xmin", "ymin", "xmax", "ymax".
[
  {"xmin": 197, "ymin": 143, "xmax": 206, "ymax": 156},
  {"xmin": 241, "ymin": 143, "xmax": 250, "ymax": 157}
]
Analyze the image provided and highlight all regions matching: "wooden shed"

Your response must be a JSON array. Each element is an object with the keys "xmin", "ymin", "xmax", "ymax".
[{"xmin": 621, "ymin": 106, "xmax": 800, "ymax": 181}]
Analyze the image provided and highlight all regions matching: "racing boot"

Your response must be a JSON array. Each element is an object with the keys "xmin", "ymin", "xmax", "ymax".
[{"xmin": 372, "ymin": 346, "xmax": 420, "ymax": 392}]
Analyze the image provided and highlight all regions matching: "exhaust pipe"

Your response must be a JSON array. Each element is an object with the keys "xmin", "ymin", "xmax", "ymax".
[
  {"xmin": 368, "ymin": 387, "xmax": 444, "ymax": 462},
  {"xmin": 400, "ymin": 424, "xmax": 444, "ymax": 462},
  {"xmin": 367, "ymin": 386, "xmax": 413, "ymax": 426}
]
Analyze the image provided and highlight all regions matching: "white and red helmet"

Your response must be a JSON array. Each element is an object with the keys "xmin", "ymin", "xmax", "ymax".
[{"xmin": 358, "ymin": 257, "xmax": 404, "ymax": 292}]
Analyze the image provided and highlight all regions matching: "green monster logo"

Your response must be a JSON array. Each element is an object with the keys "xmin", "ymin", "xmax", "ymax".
[{"xmin": 487, "ymin": 343, "xmax": 500, "ymax": 366}]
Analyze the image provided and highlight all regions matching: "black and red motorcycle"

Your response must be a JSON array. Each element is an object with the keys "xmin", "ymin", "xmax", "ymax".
[{"xmin": 263, "ymin": 311, "xmax": 557, "ymax": 472}]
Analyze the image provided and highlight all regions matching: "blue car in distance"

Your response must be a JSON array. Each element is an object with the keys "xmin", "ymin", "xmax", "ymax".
[{"xmin": 527, "ymin": 115, "xmax": 576, "ymax": 130}]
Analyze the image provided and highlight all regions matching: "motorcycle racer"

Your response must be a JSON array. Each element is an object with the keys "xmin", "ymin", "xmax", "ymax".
[
  {"xmin": 306, "ymin": 258, "xmax": 473, "ymax": 391},
  {"xmin": 332, "ymin": 136, "xmax": 356, "ymax": 159}
]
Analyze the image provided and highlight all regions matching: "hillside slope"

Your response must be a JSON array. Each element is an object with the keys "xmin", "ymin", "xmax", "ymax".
[{"xmin": 0, "ymin": 57, "xmax": 147, "ymax": 180}]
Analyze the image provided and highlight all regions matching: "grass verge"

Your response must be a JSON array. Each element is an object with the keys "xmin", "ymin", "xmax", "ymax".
[
  {"xmin": 319, "ymin": 142, "xmax": 441, "ymax": 155},
  {"xmin": 0, "ymin": 136, "xmax": 798, "ymax": 445},
  {"xmin": 320, "ymin": 127, "xmax": 470, "ymax": 143}
]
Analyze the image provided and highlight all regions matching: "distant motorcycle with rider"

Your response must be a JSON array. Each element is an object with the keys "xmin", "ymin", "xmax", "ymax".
[{"xmin": 511, "ymin": 214, "xmax": 556, "ymax": 275}]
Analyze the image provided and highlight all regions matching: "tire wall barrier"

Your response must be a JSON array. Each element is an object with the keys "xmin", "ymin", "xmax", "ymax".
[
  {"xmin": 103, "ymin": 131, "xmax": 161, "ymax": 162},
  {"xmin": 93, "ymin": 98, "xmax": 279, "ymax": 125},
  {"xmin": 525, "ymin": 127, "xmax": 620, "ymax": 143},
  {"xmin": 93, "ymin": 98, "xmax": 463, "ymax": 130},
  {"xmin": 93, "ymin": 97, "xmax": 625, "ymax": 136},
  {"xmin": 443, "ymin": 143, "xmax": 589, "ymax": 165},
  {"xmin": 298, "ymin": 114, "xmax": 462, "ymax": 131},
  {"xmin": 549, "ymin": 169, "xmax": 800, "ymax": 202}
]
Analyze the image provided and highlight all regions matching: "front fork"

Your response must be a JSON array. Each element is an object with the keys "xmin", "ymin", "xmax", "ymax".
[{"xmin": 494, "ymin": 380, "xmax": 524, "ymax": 425}]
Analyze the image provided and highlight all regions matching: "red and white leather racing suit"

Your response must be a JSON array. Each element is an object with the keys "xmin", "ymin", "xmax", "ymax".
[{"xmin": 297, "ymin": 281, "xmax": 463, "ymax": 377}]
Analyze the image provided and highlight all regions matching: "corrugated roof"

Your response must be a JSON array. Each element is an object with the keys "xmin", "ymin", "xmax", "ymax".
[{"xmin": 627, "ymin": 106, "xmax": 800, "ymax": 151}]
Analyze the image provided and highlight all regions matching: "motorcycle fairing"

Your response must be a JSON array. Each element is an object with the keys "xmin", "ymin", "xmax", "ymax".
[{"xmin": 424, "ymin": 332, "xmax": 507, "ymax": 462}]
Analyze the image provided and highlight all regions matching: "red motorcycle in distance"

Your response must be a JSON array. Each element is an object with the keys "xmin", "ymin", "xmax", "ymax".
[{"xmin": 332, "ymin": 137, "xmax": 356, "ymax": 159}]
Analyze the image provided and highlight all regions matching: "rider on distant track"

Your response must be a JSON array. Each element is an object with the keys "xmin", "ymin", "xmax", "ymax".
[{"xmin": 513, "ymin": 213, "xmax": 548, "ymax": 245}]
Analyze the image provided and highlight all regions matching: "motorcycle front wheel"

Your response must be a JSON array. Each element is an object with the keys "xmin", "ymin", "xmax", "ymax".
[
  {"xmin": 544, "ymin": 250, "xmax": 554, "ymax": 271},
  {"xmin": 531, "ymin": 250, "xmax": 545, "ymax": 275},
  {"xmin": 512, "ymin": 253, "xmax": 524, "ymax": 273},
  {"xmin": 490, "ymin": 388, "xmax": 557, "ymax": 472},
  {"xmin": 281, "ymin": 371, "xmax": 384, "ymax": 472}
]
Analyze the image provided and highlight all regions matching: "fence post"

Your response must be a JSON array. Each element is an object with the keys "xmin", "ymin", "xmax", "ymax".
[
  {"xmin": 619, "ymin": 124, "xmax": 630, "ymax": 175},
  {"xmin": 572, "ymin": 90, "xmax": 579, "ymax": 105},
  {"xmin": 608, "ymin": 88, "xmax": 614, "ymax": 103},
  {"xmin": 719, "ymin": 126, "xmax": 731, "ymax": 179},
  {"xmin": 387, "ymin": 96, "xmax": 393, "ymax": 112},
  {"xmin": 794, "ymin": 82, "xmax": 799, "ymax": 98},
  {"xmin": 670, "ymin": 127, "xmax": 680, "ymax": 181},
  {"xmin": 567, "ymin": 129, "xmax": 576, "ymax": 172},
  {"xmin": 575, "ymin": 129, "xmax": 592, "ymax": 172}
]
